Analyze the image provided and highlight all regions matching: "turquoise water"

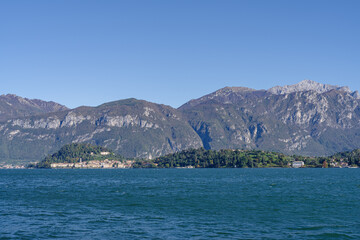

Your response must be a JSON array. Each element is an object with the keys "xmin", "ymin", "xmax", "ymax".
[{"xmin": 1, "ymin": 169, "xmax": 359, "ymax": 239}]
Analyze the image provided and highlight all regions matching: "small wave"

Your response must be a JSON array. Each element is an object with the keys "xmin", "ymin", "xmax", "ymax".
[
  {"xmin": 288, "ymin": 226, "xmax": 327, "ymax": 231},
  {"xmin": 311, "ymin": 232, "xmax": 354, "ymax": 239}
]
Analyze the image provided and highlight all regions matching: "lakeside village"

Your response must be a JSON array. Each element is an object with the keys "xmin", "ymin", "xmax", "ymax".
[
  {"xmin": 0, "ymin": 158, "xmax": 357, "ymax": 169},
  {"xmin": 0, "ymin": 143, "xmax": 359, "ymax": 169},
  {"xmin": 0, "ymin": 151, "xmax": 133, "ymax": 169}
]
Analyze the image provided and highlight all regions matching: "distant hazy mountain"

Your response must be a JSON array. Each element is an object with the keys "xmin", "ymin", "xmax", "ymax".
[
  {"xmin": 0, "ymin": 94, "xmax": 68, "ymax": 122},
  {"xmin": 1, "ymin": 80, "xmax": 360, "ymax": 163}
]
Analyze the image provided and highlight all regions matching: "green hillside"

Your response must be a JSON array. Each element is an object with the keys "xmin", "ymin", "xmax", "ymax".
[
  {"xmin": 35, "ymin": 143, "xmax": 124, "ymax": 168},
  {"xmin": 135, "ymin": 148, "xmax": 360, "ymax": 168},
  {"xmin": 330, "ymin": 149, "xmax": 360, "ymax": 166}
]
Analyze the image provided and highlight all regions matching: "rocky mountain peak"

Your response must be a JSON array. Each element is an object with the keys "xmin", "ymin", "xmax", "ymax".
[
  {"xmin": 352, "ymin": 91, "xmax": 360, "ymax": 99},
  {"xmin": 179, "ymin": 86, "xmax": 257, "ymax": 110},
  {"xmin": 268, "ymin": 80, "xmax": 351, "ymax": 95},
  {"xmin": 0, "ymin": 94, "xmax": 69, "ymax": 121},
  {"xmin": 1, "ymin": 94, "xmax": 29, "ymax": 103},
  {"xmin": 215, "ymin": 86, "xmax": 256, "ymax": 94}
]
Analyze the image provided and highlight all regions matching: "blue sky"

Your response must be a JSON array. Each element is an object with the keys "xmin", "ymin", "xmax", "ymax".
[{"xmin": 1, "ymin": 0, "xmax": 359, "ymax": 108}]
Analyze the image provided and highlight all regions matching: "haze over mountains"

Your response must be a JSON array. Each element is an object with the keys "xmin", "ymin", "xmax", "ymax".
[{"xmin": 1, "ymin": 80, "xmax": 360, "ymax": 163}]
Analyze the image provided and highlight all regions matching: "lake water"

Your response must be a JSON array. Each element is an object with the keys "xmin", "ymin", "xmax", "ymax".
[{"xmin": 1, "ymin": 169, "xmax": 359, "ymax": 239}]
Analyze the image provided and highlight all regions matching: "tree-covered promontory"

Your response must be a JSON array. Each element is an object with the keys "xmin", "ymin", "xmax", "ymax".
[
  {"xmin": 132, "ymin": 148, "xmax": 323, "ymax": 168},
  {"xmin": 134, "ymin": 148, "xmax": 360, "ymax": 168},
  {"xmin": 35, "ymin": 143, "xmax": 124, "ymax": 168}
]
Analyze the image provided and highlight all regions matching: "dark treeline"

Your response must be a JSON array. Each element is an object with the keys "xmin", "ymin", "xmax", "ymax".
[
  {"xmin": 133, "ymin": 148, "xmax": 330, "ymax": 168},
  {"xmin": 33, "ymin": 144, "xmax": 360, "ymax": 169}
]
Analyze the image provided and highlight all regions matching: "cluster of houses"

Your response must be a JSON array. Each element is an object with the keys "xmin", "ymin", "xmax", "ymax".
[
  {"xmin": 328, "ymin": 160, "xmax": 357, "ymax": 168},
  {"xmin": 0, "ymin": 164, "xmax": 26, "ymax": 169},
  {"xmin": 50, "ymin": 159, "xmax": 133, "ymax": 169},
  {"xmin": 290, "ymin": 159, "xmax": 358, "ymax": 168}
]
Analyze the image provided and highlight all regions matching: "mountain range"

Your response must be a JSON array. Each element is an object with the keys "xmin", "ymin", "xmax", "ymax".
[{"xmin": 1, "ymin": 80, "xmax": 360, "ymax": 164}]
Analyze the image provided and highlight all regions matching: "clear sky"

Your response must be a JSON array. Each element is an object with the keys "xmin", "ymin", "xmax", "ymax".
[{"xmin": 1, "ymin": 0, "xmax": 360, "ymax": 108}]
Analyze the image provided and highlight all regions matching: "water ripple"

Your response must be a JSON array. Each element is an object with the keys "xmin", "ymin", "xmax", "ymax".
[{"xmin": 1, "ymin": 169, "xmax": 359, "ymax": 239}]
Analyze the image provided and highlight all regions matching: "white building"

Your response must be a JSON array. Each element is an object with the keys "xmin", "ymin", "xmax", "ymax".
[{"xmin": 292, "ymin": 161, "xmax": 305, "ymax": 168}]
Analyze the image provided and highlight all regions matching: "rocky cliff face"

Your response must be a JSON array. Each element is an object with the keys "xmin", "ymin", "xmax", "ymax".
[
  {"xmin": 1, "ymin": 80, "xmax": 360, "ymax": 163},
  {"xmin": 268, "ymin": 80, "xmax": 352, "ymax": 95},
  {"xmin": 0, "ymin": 98, "xmax": 202, "ymax": 162},
  {"xmin": 180, "ymin": 80, "xmax": 360, "ymax": 156}
]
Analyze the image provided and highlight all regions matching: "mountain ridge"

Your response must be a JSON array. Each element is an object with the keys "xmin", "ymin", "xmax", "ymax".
[
  {"xmin": 0, "ymin": 94, "xmax": 68, "ymax": 122},
  {"xmin": 1, "ymin": 80, "xmax": 360, "ymax": 163},
  {"xmin": 179, "ymin": 79, "xmax": 358, "ymax": 110},
  {"xmin": 268, "ymin": 80, "xmax": 352, "ymax": 95}
]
